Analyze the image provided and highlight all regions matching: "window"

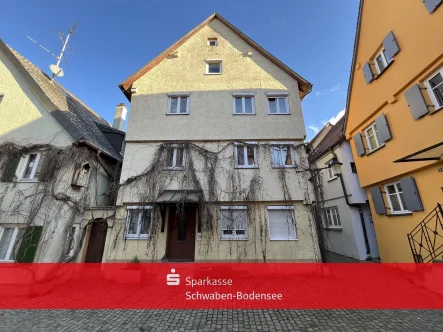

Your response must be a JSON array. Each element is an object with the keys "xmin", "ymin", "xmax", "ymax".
[
  {"xmin": 168, "ymin": 95, "xmax": 189, "ymax": 114},
  {"xmin": 374, "ymin": 49, "xmax": 389, "ymax": 74},
  {"xmin": 233, "ymin": 95, "xmax": 255, "ymax": 114},
  {"xmin": 234, "ymin": 143, "xmax": 258, "ymax": 168},
  {"xmin": 206, "ymin": 59, "xmax": 222, "ymax": 74},
  {"xmin": 364, "ymin": 123, "xmax": 382, "ymax": 151},
  {"xmin": 327, "ymin": 165, "xmax": 337, "ymax": 180},
  {"xmin": 220, "ymin": 206, "xmax": 248, "ymax": 240},
  {"xmin": 267, "ymin": 94, "xmax": 289, "ymax": 114},
  {"xmin": 350, "ymin": 162, "xmax": 357, "ymax": 173},
  {"xmin": 208, "ymin": 38, "xmax": 218, "ymax": 46},
  {"xmin": 17, "ymin": 153, "xmax": 41, "ymax": 181},
  {"xmin": 272, "ymin": 144, "xmax": 295, "ymax": 167},
  {"xmin": 0, "ymin": 94, "xmax": 4, "ymax": 104},
  {"xmin": 65, "ymin": 225, "xmax": 78, "ymax": 256},
  {"xmin": 323, "ymin": 207, "xmax": 341, "ymax": 228},
  {"xmin": 267, "ymin": 206, "xmax": 296, "ymax": 240},
  {"xmin": 385, "ymin": 182, "xmax": 408, "ymax": 213},
  {"xmin": 71, "ymin": 163, "xmax": 91, "ymax": 187},
  {"xmin": 0, "ymin": 226, "xmax": 24, "ymax": 262},
  {"xmin": 425, "ymin": 68, "xmax": 443, "ymax": 109},
  {"xmin": 125, "ymin": 206, "xmax": 152, "ymax": 239},
  {"xmin": 165, "ymin": 146, "xmax": 186, "ymax": 169}
]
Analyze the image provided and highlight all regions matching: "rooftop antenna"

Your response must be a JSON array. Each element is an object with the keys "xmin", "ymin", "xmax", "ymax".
[{"xmin": 27, "ymin": 22, "xmax": 78, "ymax": 80}]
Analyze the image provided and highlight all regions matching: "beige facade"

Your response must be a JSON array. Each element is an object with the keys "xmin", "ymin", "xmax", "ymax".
[{"xmin": 107, "ymin": 14, "xmax": 319, "ymax": 263}]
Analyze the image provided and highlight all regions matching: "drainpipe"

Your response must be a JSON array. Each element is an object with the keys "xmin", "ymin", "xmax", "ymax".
[{"xmin": 337, "ymin": 173, "xmax": 371, "ymax": 257}]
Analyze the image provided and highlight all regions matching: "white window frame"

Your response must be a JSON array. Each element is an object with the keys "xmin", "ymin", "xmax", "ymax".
[
  {"xmin": 125, "ymin": 206, "xmax": 153, "ymax": 239},
  {"xmin": 267, "ymin": 206, "xmax": 297, "ymax": 240},
  {"xmin": 323, "ymin": 206, "xmax": 341, "ymax": 229},
  {"xmin": 0, "ymin": 226, "xmax": 22, "ymax": 262},
  {"xmin": 271, "ymin": 143, "xmax": 295, "ymax": 168},
  {"xmin": 384, "ymin": 182, "xmax": 409, "ymax": 214},
  {"xmin": 424, "ymin": 67, "xmax": 443, "ymax": 110},
  {"xmin": 364, "ymin": 122, "xmax": 382, "ymax": 152},
  {"xmin": 205, "ymin": 59, "xmax": 222, "ymax": 75},
  {"xmin": 17, "ymin": 152, "xmax": 41, "ymax": 182},
  {"xmin": 266, "ymin": 93, "xmax": 289, "ymax": 114},
  {"xmin": 167, "ymin": 94, "xmax": 190, "ymax": 115},
  {"xmin": 374, "ymin": 48, "xmax": 389, "ymax": 74},
  {"xmin": 207, "ymin": 38, "xmax": 218, "ymax": 46},
  {"xmin": 234, "ymin": 142, "xmax": 258, "ymax": 169},
  {"xmin": 165, "ymin": 146, "xmax": 186, "ymax": 170},
  {"xmin": 220, "ymin": 206, "xmax": 248, "ymax": 240},
  {"xmin": 232, "ymin": 93, "xmax": 255, "ymax": 115},
  {"xmin": 326, "ymin": 163, "xmax": 337, "ymax": 180},
  {"xmin": 66, "ymin": 224, "xmax": 80, "ymax": 257}
]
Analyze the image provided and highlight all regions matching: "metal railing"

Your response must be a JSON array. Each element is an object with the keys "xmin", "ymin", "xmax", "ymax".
[{"xmin": 408, "ymin": 203, "xmax": 443, "ymax": 263}]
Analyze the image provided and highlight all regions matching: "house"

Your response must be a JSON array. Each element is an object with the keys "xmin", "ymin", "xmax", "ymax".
[
  {"xmin": 104, "ymin": 13, "xmax": 321, "ymax": 262},
  {"xmin": 308, "ymin": 117, "xmax": 379, "ymax": 260},
  {"xmin": 344, "ymin": 0, "xmax": 443, "ymax": 262},
  {"xmin": 0, "ymin": 39, "xmax": 125, "ymax": 263}
]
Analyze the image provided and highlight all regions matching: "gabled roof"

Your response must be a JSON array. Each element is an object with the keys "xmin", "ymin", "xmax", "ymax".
[
  {"xmin": 0, "ymin": 39, "xmax": 122, "ymax": 161},
  {"xmin": 308, "ymin": 116, "xmax": 345, "ymax": 163},
  {"xmin": 308, "ymin": 122, "xmax": 333, "ymax": 146},
  {"xmin": 343, "ymin": 0, "xmax": 364, "ymax": 138},
  {"xmin": 118, "ymin": 12, "xmax": 312, "ymax": 101}
]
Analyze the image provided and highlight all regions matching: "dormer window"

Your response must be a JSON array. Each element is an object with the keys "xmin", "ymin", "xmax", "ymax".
[
  {"xmin": 206, "ymin": 59, "xmax": 222, "ymax": 74},
  {"xmin": 208, "ymin": 38, "xmax": 218, "ymax": 46}
]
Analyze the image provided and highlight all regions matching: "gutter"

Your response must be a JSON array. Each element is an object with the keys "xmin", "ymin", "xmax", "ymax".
[{"xmin": 337, "ymin": 173, "xmax": 371, "ymax": 257}]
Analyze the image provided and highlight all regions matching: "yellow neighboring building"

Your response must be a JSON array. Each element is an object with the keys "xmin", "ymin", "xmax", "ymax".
[{"xmin": 344, "ymin": 0, "xmax": 443, "ymax": 262}]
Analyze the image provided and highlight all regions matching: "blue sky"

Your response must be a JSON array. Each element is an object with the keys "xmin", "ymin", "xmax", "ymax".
[{"xmin": 1, "ymin": 0, "xmax": 359, "ymax": 139}]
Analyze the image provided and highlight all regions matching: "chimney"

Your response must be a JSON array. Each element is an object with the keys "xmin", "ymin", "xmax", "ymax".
[{"xmin": 112, "ymin": 103, "xmax": 127, "ymax": 131}]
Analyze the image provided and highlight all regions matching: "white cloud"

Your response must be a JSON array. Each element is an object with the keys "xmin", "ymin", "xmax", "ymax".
[
  {"xmin": 326, "ymin": 109, "xmax": 345, "ymax": 125},
  {"xmin": 315, "ymin": 91, "xmax": 321, "ymax": 96},
  {"xmin": 330, "ymin": 84, "xmax": 341, "ymax": 92},
  {"xmin": 308, "ymin": 125, "xmax": 320, "ymax": 134}
]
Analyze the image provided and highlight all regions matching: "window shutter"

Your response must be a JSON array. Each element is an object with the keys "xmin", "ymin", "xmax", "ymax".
[
  {"xmin": 38, "ymin": 153, "xmax": 55, "ymax": 182},
  {"xmin": 399, "ymin": 176, "xmax": 424, "ymax": 212},
  {"xmin": 363, "ymin": 62, "xmax": 374, "ymax": 84},
  {"xmin": 404, "ymin": 84, "xmax": 429, "ymax": 120},
  {"xmin": 375, "ymin": 113, "xmax": 392, "ymax": 142},
  {"xmin": 268, "ymin": 210, "xmax": 296, "ymax": 240},
  {"xmin": 423, "ymin": 0, "xmax": 443, "ymax": 13},
  {"xmin": 353, "ymin": 133, "xmax": 366, "ymax": 156},
  {"xmin": 370, "ymin": 186, "xmax": 386, "ymax": 214},
  {"xmin": 16, "ymin": 226, "xmax": 43, "ymax": 263},
  {"xmin": 1, "ymin": 156, "xmax": 21, "ymax": 182},
  {"xmin": 382, "ymin": 31, "xmax": 400, "ymax": 60}
]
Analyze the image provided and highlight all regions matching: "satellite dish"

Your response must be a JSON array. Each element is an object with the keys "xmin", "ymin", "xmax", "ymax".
[{"xmin": 50, "ymin": 64, "xmax": 64, "ymax": 77}]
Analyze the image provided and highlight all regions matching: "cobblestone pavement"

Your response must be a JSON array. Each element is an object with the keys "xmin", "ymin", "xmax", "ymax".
[{"xmin": 1, "ymin": 309, "xmax": 443, "ymax": 331}]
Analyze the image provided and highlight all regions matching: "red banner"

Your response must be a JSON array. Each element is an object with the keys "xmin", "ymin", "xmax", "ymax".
[{"xmin": 0, "ymin": 263, "xmax": 442, "ymax": 309}]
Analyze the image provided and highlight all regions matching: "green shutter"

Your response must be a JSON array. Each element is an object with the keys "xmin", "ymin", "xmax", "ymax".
[
  {"xmin": 1, "ymin": 155, "xmax": 21, "ymax": 182},
  {"xmin": 16, "ymin": 226, "xmax": 43, "ymax": 263}
]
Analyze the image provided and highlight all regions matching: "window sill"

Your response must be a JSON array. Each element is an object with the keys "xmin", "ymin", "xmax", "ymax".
[
  {"xmin": 374, "ymin": 60, "xmax": 394, "ymax": 79},
  {"xmin": 164, "ymin": 167, "xmax": 185, "ymax": 171},
  {"xmin": 386, "ymin": 212, "xmax": 412, "ymax": 217},
  {"xmin": 327, "ymin": 176, "xmax": 339, "ymax": 182},
  {"xmin": 235, "ymin": 166, "xmax": 259, "ymax": 169},
  {"xmin": 366, "ymin": 144, "xmax": 385, "ymax": 155},
  {"xmin": 269, "ymin": 238, "xmax": 298, "ymax": 241},
  {"xmin": 220, "ymin": 237, "xmax": 248, "ymax": 241},
  {"xmin": 124, "ymin": 236, "xmax": 150, "ymax": 240},
  {"xmin": 16, "ymin": 179, "xmax": 39, "ymax": 183},
  {"xmin": 272, "ymin": 166, "xmax": 296, "ymax": 169},
  {"xmin": 430, "ymin": 105, "xmax": 443, "ymax": 115},
  {"xmin": 205, "ymin": 73, "xmax": 222, "ymax": 75},
  {"xmin": 268, "ymin": 113, "xmax": 291, "ymax": 115},
  {"xmin": 0, "ymin": 260, "xmax": 14, "ymax": 263},
  {"xmin": 325, "ymin": 227, "xmax": 342, "ymax": 231},
  {"xmin": 166, "ymin": 113, "xmax": 189, "ymax": 115},
  {"xmin": 233, "ymin": 113, "xmax": 256, "ymax": 115}
]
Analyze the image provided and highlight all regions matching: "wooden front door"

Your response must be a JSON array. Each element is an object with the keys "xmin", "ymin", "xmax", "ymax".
[
  {"xmin": 166, "ymin": 205, "xmax": 197, "ymax": 261},
  {"xmin": 85, "ymin": 220, "xmax": 108, "ymax": 263}
]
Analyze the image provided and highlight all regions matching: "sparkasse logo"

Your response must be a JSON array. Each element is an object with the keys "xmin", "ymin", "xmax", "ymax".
[{"xmin": 166, "ymin": 268, "xmax": 180, "ymax": 286}]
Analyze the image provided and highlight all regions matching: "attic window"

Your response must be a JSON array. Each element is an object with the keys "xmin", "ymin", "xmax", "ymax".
[
  {"xmin": 206, "ymin": 59, "xmax": 222, "ymax": 74},
  {"xmin": 208, "ymin": 38, "xmax": 218, "ymax": 46},
  {"xmin": 71, "ymin": 162, "xmax": 91, "ymax": 187}
]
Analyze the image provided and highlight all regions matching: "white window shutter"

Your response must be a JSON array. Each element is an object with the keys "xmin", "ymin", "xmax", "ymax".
[{"xmin": 268, "ymin": 210, "xmax": 296, "ymax": 240}]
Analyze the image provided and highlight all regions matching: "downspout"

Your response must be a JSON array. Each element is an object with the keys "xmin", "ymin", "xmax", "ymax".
[{"xmin": 337, "ymin": 173, "xmax": 371, "ymax": 257}]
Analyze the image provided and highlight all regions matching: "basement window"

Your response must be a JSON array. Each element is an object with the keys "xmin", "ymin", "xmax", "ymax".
[{"xmin": 206, "ymin": 59, "xmax": 222, "ymax": 74}]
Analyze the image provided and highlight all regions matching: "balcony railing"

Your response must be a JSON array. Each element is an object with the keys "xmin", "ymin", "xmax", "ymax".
[{"xmin": 408, "ymin": 203, "xmax": 443, "ymax": 263}]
